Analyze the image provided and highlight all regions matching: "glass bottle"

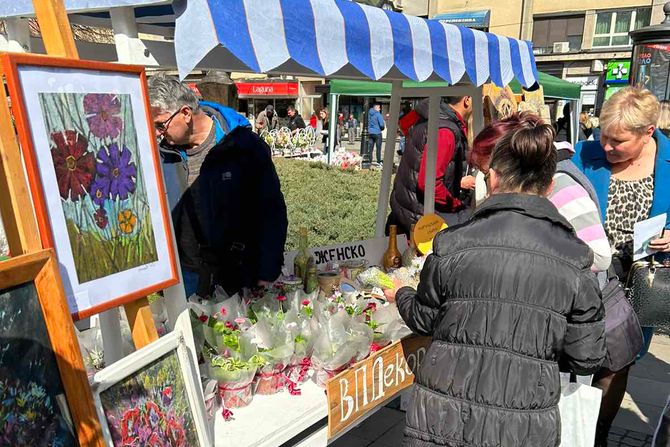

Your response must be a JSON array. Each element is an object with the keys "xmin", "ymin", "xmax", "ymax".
[
  {"xmin": 305, "ymin": 262, "xmax": 318, "ymax": 294},
  {"xmin": 402, "ymin": 224, "xmax": 418, "ymax": 267},
  {"xmin": 293, "ymin": 227, "xmax": 313, "ymax": 283},
  {"xmin": 383, "ymin": 225, "xmax": 402, "ymax": 271}
]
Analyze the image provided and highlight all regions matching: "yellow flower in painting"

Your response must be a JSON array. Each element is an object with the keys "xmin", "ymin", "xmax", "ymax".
[{"xmin": 118, "ymin": 209, "xmax": 137, "ymax": 234}]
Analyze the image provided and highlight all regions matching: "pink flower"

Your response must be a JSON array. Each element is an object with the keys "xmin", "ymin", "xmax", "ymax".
[
  {"xmin": 234, "ymin": 317, "xmax": 246, "ymax": 325},
  {"xmin": 220, "ymin": 307, "xmax": 227, "ymax": 316},
  {"xmin": 276, "ymin": 295, "xmax": 287, "ymax": 302},
  {"xmin": 301, "ymin": 300, "xmax": 310, "ymax": 306},
  {"xmin": 366, "ymin": 302, "xmax": 377, "ymax": 313},
  {"xmin": 224, "ymin": 321, "xmax": 234, "ymax": 330},
  {"xmin": 83, "ymin": 93, "xmax": 123, "ymax": 139}
]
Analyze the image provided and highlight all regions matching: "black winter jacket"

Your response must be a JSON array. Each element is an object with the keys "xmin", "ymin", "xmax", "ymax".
[
  {"xmin": 397, "ymin": 193, "xmax": 606, "ymax": 447},
  {"xmin": 160, "ymin": 102, "xmax": 288, "ymax": 294},
  {"xmin": 389, "ymin": 100, "xmax": 468, "ymax": 235}
]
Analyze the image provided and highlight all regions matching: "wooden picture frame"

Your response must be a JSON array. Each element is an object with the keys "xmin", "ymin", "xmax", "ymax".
[
  {"xmin": 91, "ymin": 310, "xmax": 211, "ymax": 446},
  {"xmin": 1, "ymin": 53, "xmax": 179, "ymax": 320},
  {"xmin": 0, "ymin": 249, "xmax": 104, "ymax": 446}
]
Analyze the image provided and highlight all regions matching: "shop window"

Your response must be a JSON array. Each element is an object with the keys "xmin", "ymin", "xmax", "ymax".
[
  {"xmin": 532, "ymin": 15, "xmax": 584, "ymax": 54},
  {"xmin": 592, "ymin": 8, "xmax": 651, "ymax": 48}
]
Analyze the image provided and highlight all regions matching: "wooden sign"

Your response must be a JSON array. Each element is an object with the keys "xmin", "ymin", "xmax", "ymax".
[{"xmin": 326, "ymin": 336, "xmax": 431, "ymax": 439}]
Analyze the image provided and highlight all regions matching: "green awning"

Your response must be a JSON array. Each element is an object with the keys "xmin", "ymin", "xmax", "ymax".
[{"xmin": 330, "ymin": 72, "xmax": 581, "ymax": 100}]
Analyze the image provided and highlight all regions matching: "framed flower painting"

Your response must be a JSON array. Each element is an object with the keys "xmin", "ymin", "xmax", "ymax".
[
  {"xmin": 91, "ymin": 311, "xmax": 211, "ymax": 447},
  {"xmin": 0, "ymin": 250, "xmax": 104, "ymax": 446},
  {"xmin": 1, "ymin": 53, "xmax": 178, "ymax": 319}
]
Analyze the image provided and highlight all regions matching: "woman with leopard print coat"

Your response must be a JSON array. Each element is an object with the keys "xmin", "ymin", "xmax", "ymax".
[{"xmin": 574, "ymin": 86, "xmax": 670, "ymax": 446}]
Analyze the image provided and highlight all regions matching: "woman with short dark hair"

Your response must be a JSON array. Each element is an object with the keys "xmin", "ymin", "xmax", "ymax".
[{"xmin": 387, "ymin": 114, "xmax": 606, "ymax": 447}]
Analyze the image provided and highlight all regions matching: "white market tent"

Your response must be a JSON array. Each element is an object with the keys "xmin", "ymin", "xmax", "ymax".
[
  {"xmin": 169, "ymin": 0, "xmax": 539, "ymax": 236},
  {"xmin": 0, "ymin": 0, "xmax": 540, "ymax": 236},
  {"xmin": 1, "ymin": 1, "xmax": 541, "ymax": 444}
]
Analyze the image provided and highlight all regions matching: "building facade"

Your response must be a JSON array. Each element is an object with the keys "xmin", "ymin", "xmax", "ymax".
[{"xmin": 429, "ymin": 0, "xmax": 666, "ymax": 112}]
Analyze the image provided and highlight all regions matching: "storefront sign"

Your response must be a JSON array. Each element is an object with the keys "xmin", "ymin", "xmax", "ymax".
[
  {"xmin": 326, "ymin": 336, "xmax": 432, "ymax": 438},
  {"xmin": 283, "ymin": 236, "xmax": 408, "ymax": 273},
  {"xmin": 235, "ymin": 82, "xmax": 299, "ymax": 98},
  {"xmin": 633, "ymin": 44, "xmax": 670, "ymax": 100},
  {"xmin": 605, "ymin": 60, "xmax": 631, "ymax": 85}
]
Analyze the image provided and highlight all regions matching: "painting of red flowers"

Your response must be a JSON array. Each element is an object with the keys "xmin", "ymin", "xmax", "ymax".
[
  {"xmin": 99, "ymin": 351, "xmax": 200, "ymax": 446},
  {"xmin": 39, "ymin": 92, "xmax": 158, "ymax": 283}
]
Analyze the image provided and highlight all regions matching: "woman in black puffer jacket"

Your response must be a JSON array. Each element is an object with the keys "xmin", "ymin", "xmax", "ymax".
[{"xmin": 389, "ymin": 115, "xmax": 606, "ymax": 447}]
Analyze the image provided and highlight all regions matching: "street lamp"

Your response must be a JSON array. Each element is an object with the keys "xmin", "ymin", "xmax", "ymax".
[{"xmin": 630, "ymin": 2, "xmax": 670, "ymax": 99}]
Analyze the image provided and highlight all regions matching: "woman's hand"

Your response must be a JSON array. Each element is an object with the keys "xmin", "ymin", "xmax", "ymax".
[
  {"xmin": 649, "ymin": 232, "xmax": 670, "ymax": 253},
  {"xmin": 460, "ymin": 175, "xmax": 476, "ymax": 190},
  {"xmin": 383, "ymin": 278, "xmax": 405, "ymax": 303}
]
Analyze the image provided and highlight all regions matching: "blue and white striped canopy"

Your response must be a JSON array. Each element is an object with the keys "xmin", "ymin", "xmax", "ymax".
[{"xmin": 175, "ymin": 0, "xmax": 538, "ymax": 87}]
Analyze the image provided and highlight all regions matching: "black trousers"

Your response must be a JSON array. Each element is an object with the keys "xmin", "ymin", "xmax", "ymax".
[{"xmin": 367, "ymin": 133, "xmax": 383, "ymax": 163}]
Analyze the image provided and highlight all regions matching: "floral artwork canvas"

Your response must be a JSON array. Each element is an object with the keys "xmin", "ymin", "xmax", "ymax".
[
  {"xmin": 0, "ymin": 282, "xmax": 77, "ymax": 446},
  {"xmin": 38, "ymin": 92, "xmax": 158, "ymax": 284},
  {"xmin": 99, "ymin": 350, "xmax": 200, "ymax": 447}
]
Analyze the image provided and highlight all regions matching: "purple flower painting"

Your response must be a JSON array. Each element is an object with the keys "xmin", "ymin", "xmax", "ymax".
[
  {"xmin": 38, "ymin": 92, "xmax": 158, "ymax": 284},
  {"xmin": 95, "ymin": 143, "xmax": 137, "ymax": 201},
  {"xmin": 83, "ymin": 93, "xmax": 123, "ymax": 139}
]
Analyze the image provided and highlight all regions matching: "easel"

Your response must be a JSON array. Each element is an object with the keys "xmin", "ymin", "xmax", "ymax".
[{"xmin": 0, "ymin": 0, "xmax": 159, "ymax": 358}]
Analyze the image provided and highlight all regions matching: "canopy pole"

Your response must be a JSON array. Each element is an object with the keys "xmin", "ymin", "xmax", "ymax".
[
  {"xmin": 327, "ymin": 93, "xmax": 338, "ymax": 164},
  {"xmin": 471, "ymin": 86, "xmax": 484, "ymax": 136},
  {"xmin": 424, "ymin": 94, "xmax": 441, "ymax": 215},
  {"xmin": 3, "ymin": 18, "xmax": 31, "ymax": 52},
  {"xmin": 374, "ymin": 80, "xmax": 402, "ymax": 237},
  {"xmin": 110, "ymin": 7, "xmax": 157, "ymax": 65}
]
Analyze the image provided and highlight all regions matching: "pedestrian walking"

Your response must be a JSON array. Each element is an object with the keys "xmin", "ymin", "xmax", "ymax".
[
  {"xmin": 345, "ymin": 114, "xmax": 357, "ymax": 144},
  {"xmin": 367, "ymin": 103, "xmax": 385, "ymax": 164}
]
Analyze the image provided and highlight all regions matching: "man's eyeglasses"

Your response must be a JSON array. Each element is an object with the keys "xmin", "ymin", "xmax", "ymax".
[{"xmin": 154, "ymin": 108, "xmax": 182, "ymax": 132}]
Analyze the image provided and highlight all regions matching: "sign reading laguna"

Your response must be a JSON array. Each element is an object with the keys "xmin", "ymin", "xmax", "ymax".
[{"xmin": 235, "ymin": 82, "xmax": 299, "ymax": 98}]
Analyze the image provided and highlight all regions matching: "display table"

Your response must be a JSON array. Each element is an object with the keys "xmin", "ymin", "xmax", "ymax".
[
  {"xmin": 212, "ymin": 336, "xmax": 430, "ymax": 446},
  {"xmin": 213, "ymin": 377, "xmax": 327, "ymax": 447}
]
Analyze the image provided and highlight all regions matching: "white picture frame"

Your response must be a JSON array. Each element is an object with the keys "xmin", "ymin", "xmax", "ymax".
[{"xmin": 91, "ymin": 311, "xmax": 211, "ymax": 446}]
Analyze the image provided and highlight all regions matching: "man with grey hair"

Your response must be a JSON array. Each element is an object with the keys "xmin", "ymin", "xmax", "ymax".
[{"xmin": 148, "ymin": 75, "xmax": 287, "ymax": 297}]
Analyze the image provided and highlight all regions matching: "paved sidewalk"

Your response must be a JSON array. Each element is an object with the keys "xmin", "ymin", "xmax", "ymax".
[{"xmin": 332, "ymin": 334, "xmax": 669, "ymax": 447}]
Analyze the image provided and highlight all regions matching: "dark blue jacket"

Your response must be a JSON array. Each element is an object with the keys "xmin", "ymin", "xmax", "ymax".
[
  {"xmin": 368, "ymin": 108, "xmax": 385, "ymax": 135},
  {"xmin": 160, "ymin": 101, "xmax": 288, "ymax": 291},
  {"xmin": 573, "ymin": 129, "xmax": 670, "ymax": 230}
]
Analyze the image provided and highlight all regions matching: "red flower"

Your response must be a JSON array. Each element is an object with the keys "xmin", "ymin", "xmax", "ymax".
[
  {"xmin": 50, "ymin": 130, "xmax": 96, "ymax": 201},
  {"xmin": 166, "ymin": 418, "xmax": 187, "ymax": 446},
  {"xmin": 301, "ymin": 300, "xmax": 310, "ymax": 306},
  {"xmin": 120, "ymin": 407, "xmax": 140, "ymax": 445},
  {"xmin": 142, "ymin": 401, "xmax": 164, "ymax": 428},
  {"xmin": 277, "ymin": 295, "xmax": 287, "ymax": 302},
  {"xmin": 146, "ymin": 432, "xmax": 165, "ymax": 447},
  {"xmin": 198, "ymin": 314, "xmax": 208, "ymax": 323},
  {"xmin": 224, "ymin": 321, "xmax": 235, "ymax": 330},
  {"xmin": 365, "ymin": 302, "xmax": 377, "ymax": 313},
  {"xmin": 94, "ymin": 207, "xmax": 108, "ymax": 229},
  {"xmin": 161, "ymin": 386, "xmax": 173, "ymax": 407}
]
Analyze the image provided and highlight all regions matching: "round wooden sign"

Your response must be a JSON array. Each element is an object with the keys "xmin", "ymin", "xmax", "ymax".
[{"xmin": 413, "ymin": 214, "xmax": 447, "ymax": 255}]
